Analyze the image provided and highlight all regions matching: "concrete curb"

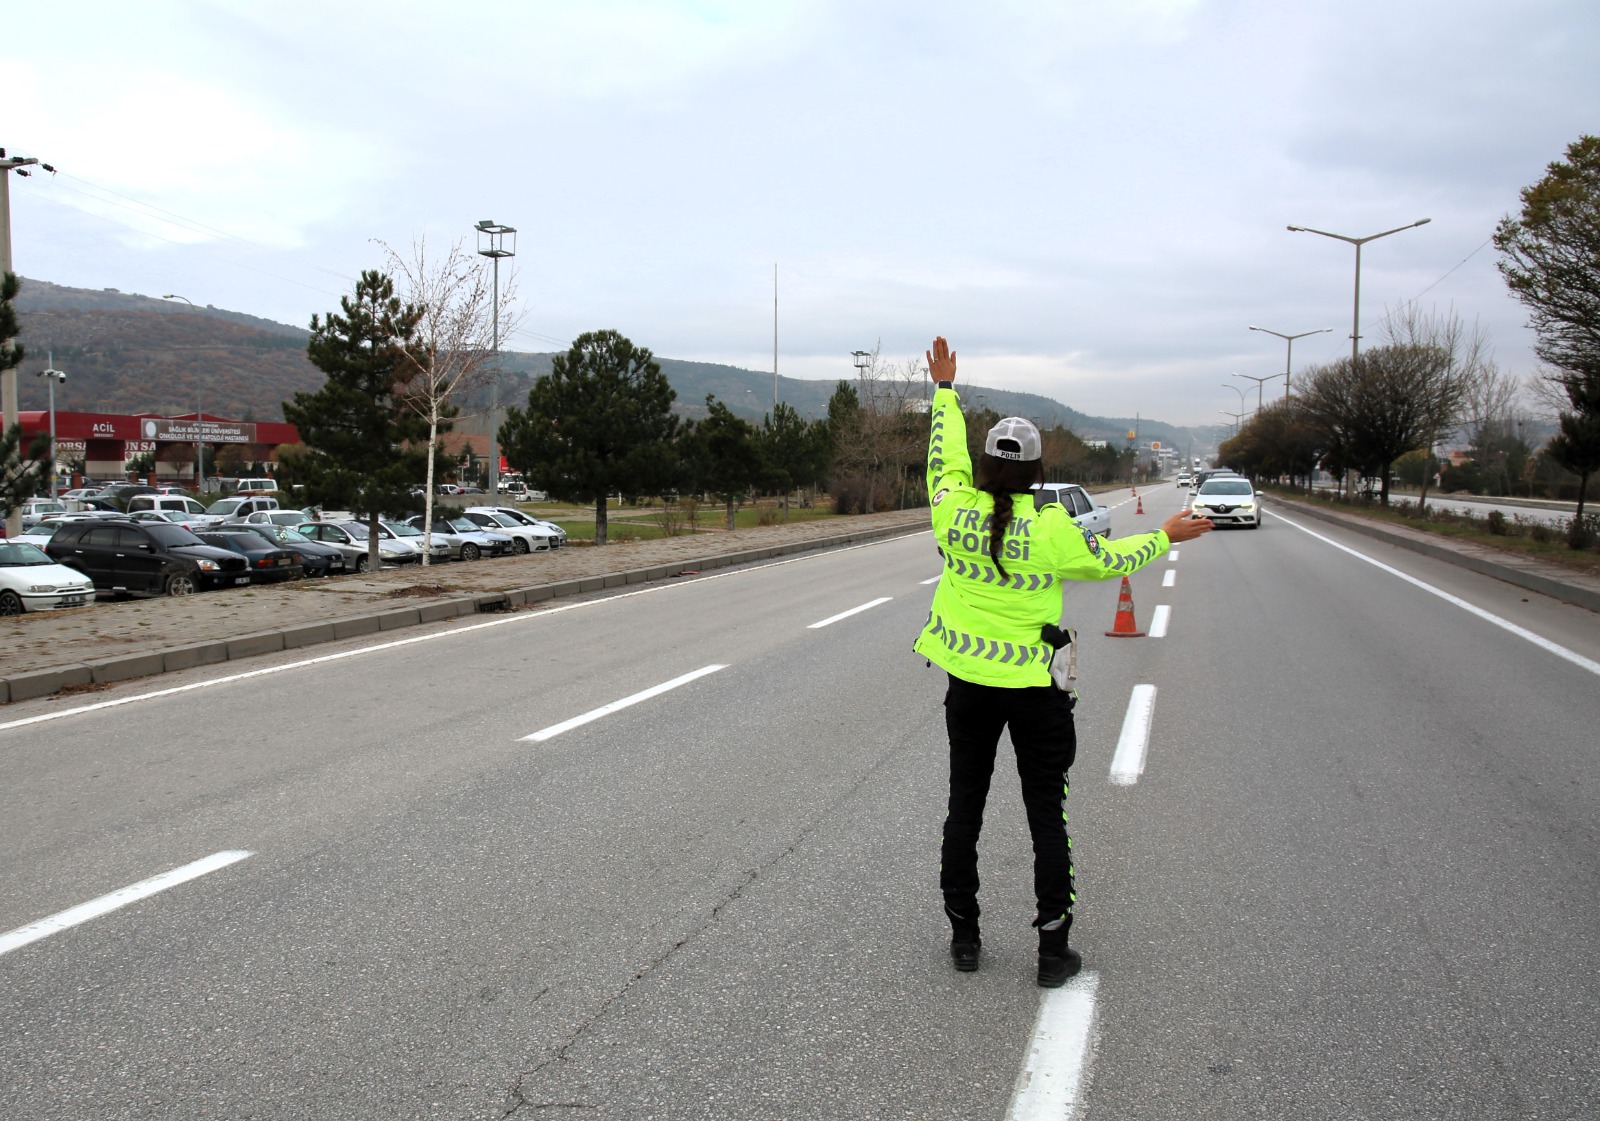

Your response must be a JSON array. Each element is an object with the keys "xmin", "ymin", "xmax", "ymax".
[
  {"xmin": 1, "ymin": 519, "xmax": 927, "ymax": 704},
  {"xmin": 1275, "ymin": 498, "xmax": 1600, "ymax": 614}
]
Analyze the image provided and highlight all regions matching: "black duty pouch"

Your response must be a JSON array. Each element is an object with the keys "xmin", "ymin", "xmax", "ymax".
[{"xmin": 1041, "ymin": 623, "xmax": 1077, "ymax": 698}]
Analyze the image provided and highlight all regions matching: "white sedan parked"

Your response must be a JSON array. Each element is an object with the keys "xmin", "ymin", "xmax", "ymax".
[
  {"xmin": 1191, "ymin": 476, "xmax": 1262, "ymax": 528},
  {"xmin": 0, "ymin": 541, "xmax": 97, "ymax": 614},
  {"xmin": 460, "ymin": 508, "xmax": 560, "ymax": 553}
]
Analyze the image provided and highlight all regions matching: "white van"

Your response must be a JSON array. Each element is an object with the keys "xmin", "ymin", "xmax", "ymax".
[
  {"xmin": 225, "ymin": 477, "xmax": 280, "ymax": 495},
  {"xmin": 126, "ymin": 494, "xmax": 210, "ymax": 519}
]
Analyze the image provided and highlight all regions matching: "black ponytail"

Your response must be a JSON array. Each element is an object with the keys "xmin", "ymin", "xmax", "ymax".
[{"xmin": 976, "ymin": 453, "xmax": 1046, "ymax": 581}]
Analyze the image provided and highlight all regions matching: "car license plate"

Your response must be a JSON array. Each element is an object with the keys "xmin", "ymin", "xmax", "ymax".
[
  {"xmin": 277, "ymin": 558, "xmax": 290, "ymax": 565},
  {"xmin": 234, "ymin": 576, "xmax": 251, "ymax": 585},
  {"xmin": 59, "ymin": 595, "xmax": 86, "ymax": 606}
]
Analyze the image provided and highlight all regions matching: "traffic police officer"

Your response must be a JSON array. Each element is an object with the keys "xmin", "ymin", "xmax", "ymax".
[{"xmin": 914, "ymin": 336, "xmax": 1212, "ymax": 986}]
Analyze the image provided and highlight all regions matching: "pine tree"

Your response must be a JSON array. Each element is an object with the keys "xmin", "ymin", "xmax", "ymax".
[
  {"xmin": 282, "ymin": 271, "xmax": 430, "ymax": 569},
  {"xmin": 1, "ymin": 273, "xmax": 47, "ymax": 517},
  {"xmin": 498, "ymin": 329, "xmax": 678, "ymax": 545}
]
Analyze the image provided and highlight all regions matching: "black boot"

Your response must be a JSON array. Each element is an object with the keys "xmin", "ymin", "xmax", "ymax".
[
  {"xmin": 946, "ymin": 903, "xmax": 981, "ymax": 972},
  {"xmin": 1036, "ymin": 917, "xmax": 1081, "ymax": 988}
]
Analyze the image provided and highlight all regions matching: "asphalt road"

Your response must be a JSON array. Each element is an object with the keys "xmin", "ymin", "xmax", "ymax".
[{"xmin": 2, "ymin": 484, "xmax": 1597, "ymax": 1120}]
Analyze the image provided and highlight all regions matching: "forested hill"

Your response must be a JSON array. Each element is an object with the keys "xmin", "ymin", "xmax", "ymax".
[{"xmin": 8, "ymin": 278, "xmax": 1212, "ymax": 448}]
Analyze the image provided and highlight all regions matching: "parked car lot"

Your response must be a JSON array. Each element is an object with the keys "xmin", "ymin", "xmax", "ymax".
[
  {"xmin": 0, "ymin": 541, "xmax": 96, "ymax": 614},
  {"xmin": 1190, "ymin": 476, "xmax": 1262, "ymax": 528}
]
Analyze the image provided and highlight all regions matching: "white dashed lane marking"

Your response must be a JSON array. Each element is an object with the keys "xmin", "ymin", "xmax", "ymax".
[
  {"xmin": 521, "ymin": 665, "xmax": 727, "ymax": 742},
  {"xmin": 1109, "ymin": 684, "xmax": 1158, "ymax": 785},
  {"xmin": 1007, "ymin": 971, "xmax": 1102, "ymax": 1121},
  {"xmin": 1149, "ymin": 605, "xmax": 1171, "ymax": 637},
  {"xmin": 808, "ymin": 597, "xmax": 892, "ymax": 629},
  {"xmin": 0, "ymin": 851, "xmax": 253, "ymax": 958}
]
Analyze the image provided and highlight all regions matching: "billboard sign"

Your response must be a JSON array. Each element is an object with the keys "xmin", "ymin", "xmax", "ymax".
[{"xmin": 140, "ymin": 418, "xmax": 258, "ymax": 444}]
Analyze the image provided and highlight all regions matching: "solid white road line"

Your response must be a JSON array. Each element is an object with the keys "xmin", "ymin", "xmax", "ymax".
[
  {"xmin": 0, "ymin": 531, "xmax": 931, "ymax": 739},
  {"xmin": 521, "ymin": 664, "xmax": 727, "ymax": 742},
  {"xmin": 1149, "ymin": 605, "xmax": 1171, "ymax": 638},
  {"xmin": 807, "ymin": 596, "xmax": 892, "ymax": 629},
  {"xmin": 1271, "ymin": 512, "xmax": 1600, "ymax": 678},
  {"xmin": 920, "ymin": 575, "xmax": 942, "ymax": 585},
  {"xmin": 0, "ymin": 850, "xmax": 253, "ymax": 958},
  {"xmin": 1007, "ymin": 971, "xmax": 1102, "ymax": 1121},
  {"xmin": 1109, "ymin": 684, "xmax": 1158, "ymax": 785},
  {"xmin": 1162, "ymin": 569, "xmax": 1176, "ymax": 588},
  {"xmin": 1168, "ymin": 549, "xmax": 1180, "ymax": 562}
]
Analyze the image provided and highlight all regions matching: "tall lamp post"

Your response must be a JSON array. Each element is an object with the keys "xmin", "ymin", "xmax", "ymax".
[
  {"xmin": 1232, "ymin": 370, "xmax": 1285, "ymax": 413},
  {"xmin": 36, "ymin": 352, "xmax": 64, "ymax": 499},
  {"xmin": 4, "ymin": 147, "xmax": 53, "ymax": 538},
  {"xmin": 1248, "ymin": 325, "xmax": 1332, "ymax": 402},
  {"xmin": 1219, "ymin": 409, "xmax": 1245, "ymax": 437},
  {"xmin": 475, "ymin": 219, "xmax": 516, "ymax": 500},
  {"xmin": 161, "ymin": 294, "xmax": 205, "ymax": 489},
  {"xmin": 1285, "ymin": 219, "xmax": 1430, "ymax": 367},
  {"xmin": 1221, "ymin": 382, "xmax": 1247, "ymax": 417}
]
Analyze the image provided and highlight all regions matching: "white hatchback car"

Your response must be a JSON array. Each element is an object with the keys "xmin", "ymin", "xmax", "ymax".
[
  {"xmin": 0, "ymin": 540, "xmax": 97, "ymax": 614},
  {"xmin": 1191, "ymin": 476, "xmax": 1262, "ymax": 528},
  {"xmin": 1030, "ymin": 483, "xmax": 1112, "ymax": 538}
]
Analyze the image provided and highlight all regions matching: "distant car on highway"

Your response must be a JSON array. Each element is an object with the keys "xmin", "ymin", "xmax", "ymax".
[
  {"xmin": 1030, "ymin": 484, "xmax": 1112, "ymax": 538},
  {"xmin": 1191, "ymin": 476, "xmax": 1261, "ymax": 528}
]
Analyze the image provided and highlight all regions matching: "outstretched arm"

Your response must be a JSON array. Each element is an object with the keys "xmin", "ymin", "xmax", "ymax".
[{"xmin": 925, "ymin": 336, "xmax": 971, "ymax": 495}]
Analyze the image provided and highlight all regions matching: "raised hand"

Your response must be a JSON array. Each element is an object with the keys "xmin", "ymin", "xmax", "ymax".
[{"xmin": 926, "ymin": 336, "xmax": 957, "ymax": 384}]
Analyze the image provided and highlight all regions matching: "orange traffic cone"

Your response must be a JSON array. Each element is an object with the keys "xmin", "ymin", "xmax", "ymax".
[
  {"xmin": 1131, "ymin": 483, "xmax": 1138, "ymax": 497},
  {"xmin": 1136, "ymin": 493, "xmax": 1145, "ymax": 514},
  {"xmin": 1104, "ymin": 576, "xmax": 1145, "ymax": 637}
]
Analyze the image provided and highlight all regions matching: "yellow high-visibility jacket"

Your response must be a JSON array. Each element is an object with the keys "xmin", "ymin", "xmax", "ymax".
[{"xmin": 913, "ymin": 386, "xmax": 1169, "ymax": 687}]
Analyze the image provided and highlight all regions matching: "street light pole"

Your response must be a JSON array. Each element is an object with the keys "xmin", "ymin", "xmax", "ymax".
[
  {"xmin": 161, "ymin": 294, "xmax": 205, "ymax": 489},
  {"xmin": 1285, "ymin": 219, "xmax": 1430, "ymax": 367},
  {"xmin": 37, "ymin": 351, "xmax": 64, "ymax": 499},
  {"xmin": 1232, "ymin": 370, "xmax": 1285, "ymax": 413},
  {"xmin": 1219, "ymin": 409, "xmax": 1245, "ymax": 437},
  {"xmin": 1248, "ymin": 325, "xmax": 1332, "ymax": 401},
  {"xmin": 3, "ymin": 147, "xmax": 51, "ymax": 537},
  {"xmin": 1221, "ymin": 382, "xmax": 1247, "ymax": 415},
  {"xmin": 476, "ymin": 220, "xmax": 516, "ymax": 500}
]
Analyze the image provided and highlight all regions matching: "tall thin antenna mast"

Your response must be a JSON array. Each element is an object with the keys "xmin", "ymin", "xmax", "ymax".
[{"xmin": 773, "ymin": 263, "xmax": 778, "ymax": 412}]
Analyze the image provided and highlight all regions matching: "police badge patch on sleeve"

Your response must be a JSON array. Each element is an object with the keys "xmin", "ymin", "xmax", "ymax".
[
  {"xmin": 933, "ymin": 488, "xmax": 950, "ymax": 506},
  {"xmin": 1081, "ymin": 525, "xmax": 1101, "ymax": 554}
]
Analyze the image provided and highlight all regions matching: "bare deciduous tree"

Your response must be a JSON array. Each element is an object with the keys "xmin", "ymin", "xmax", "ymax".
[{"xmin": 382, "ymin": 237, "xmax": 521, "ymax": 564}]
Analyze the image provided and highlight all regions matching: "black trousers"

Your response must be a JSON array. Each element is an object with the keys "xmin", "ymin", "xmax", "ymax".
[{"xmin": 940, "ymin": 674, "xmax": 1077, "ymax": 929}]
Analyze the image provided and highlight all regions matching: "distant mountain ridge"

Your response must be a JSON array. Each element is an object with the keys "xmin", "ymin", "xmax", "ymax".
[{"xmin": 9, "ymin": 278, "xmax": 1217, "ymax": 452}]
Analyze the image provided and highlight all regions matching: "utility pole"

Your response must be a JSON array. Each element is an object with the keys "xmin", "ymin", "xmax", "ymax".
[
  {"xmin": 773, "ymin": 263, "xmax": 778, "ymax": 413},
  {"xmin": 2, "ymin": 148, "xmax": 50, "ymax": 538}
]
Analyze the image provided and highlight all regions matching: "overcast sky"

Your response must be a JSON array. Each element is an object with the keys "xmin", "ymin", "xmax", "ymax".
[{"xmin": 5, "ymin": 0, "xmax": 1596, "ymax": 428}]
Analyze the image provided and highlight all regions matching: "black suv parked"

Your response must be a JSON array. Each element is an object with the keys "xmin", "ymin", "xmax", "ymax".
[{"xmin": 45, "ymin": 518, "xmax": 250, "ymax": 597}]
